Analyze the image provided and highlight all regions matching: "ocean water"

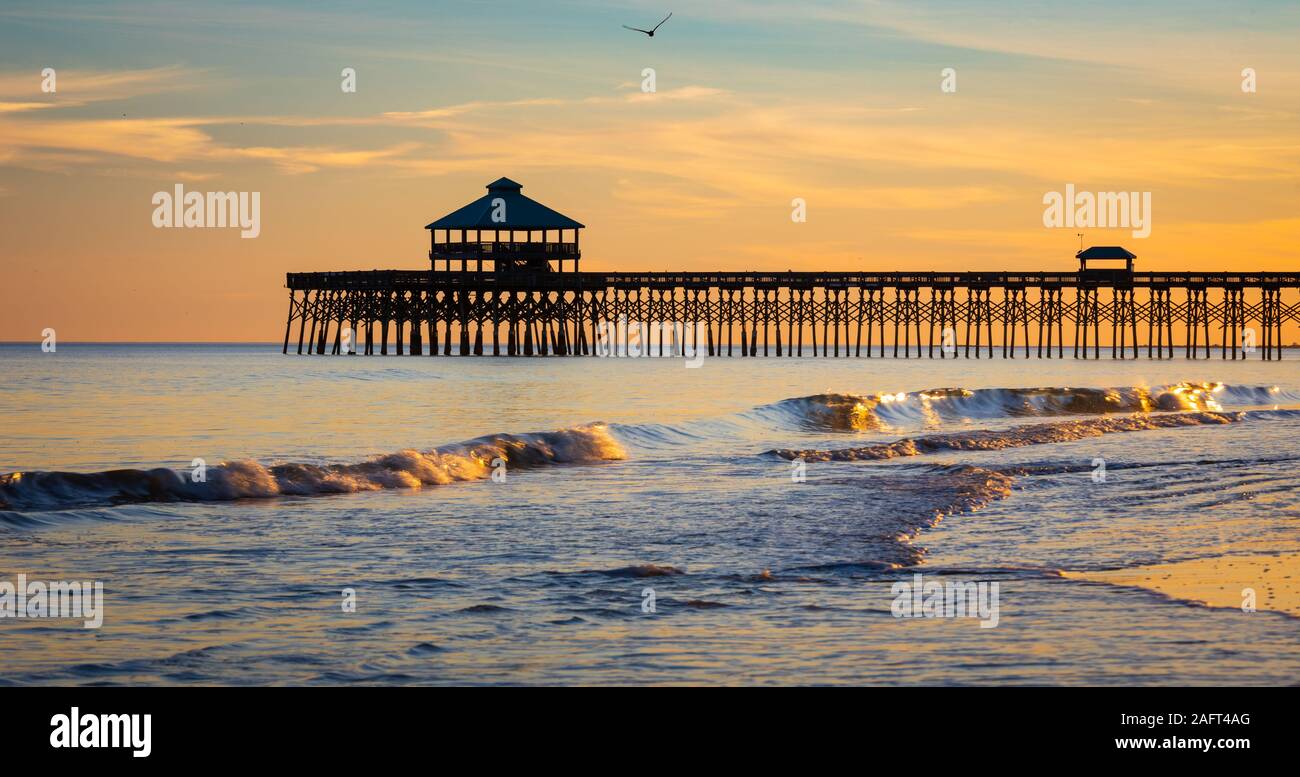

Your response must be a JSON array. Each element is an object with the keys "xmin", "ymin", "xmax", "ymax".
[{"xmin": 0, "ymin": 343, "xmax": 1297, "ymax": 685}]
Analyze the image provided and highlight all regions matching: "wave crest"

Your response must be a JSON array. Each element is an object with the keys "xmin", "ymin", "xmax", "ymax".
[
  {"xmin": 0, "ymin": 424, "xmax": 624, "ymax": 512},
  {"xmin": 769, "ymin": 411, "xmax": 1244, "ymax": 462},
  {"xmin": 754, "ymin": 382, "xmax": 1290, "ymax": 431}
]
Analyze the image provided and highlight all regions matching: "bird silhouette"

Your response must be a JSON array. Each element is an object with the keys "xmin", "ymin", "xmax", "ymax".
[{"xmin": 623, "ymin": 12, "xmax": 672, "ymax": 37}]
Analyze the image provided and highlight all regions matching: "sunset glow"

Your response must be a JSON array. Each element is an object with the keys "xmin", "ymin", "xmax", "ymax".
[{"xmin": 2, "ymin": 1, "xmax": 1298, "ymax": 341}]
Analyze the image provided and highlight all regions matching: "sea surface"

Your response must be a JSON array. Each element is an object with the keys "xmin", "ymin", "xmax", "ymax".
[{"xmin": 1, "ymin": 343, "xmax": 1297, "ymax": 685}]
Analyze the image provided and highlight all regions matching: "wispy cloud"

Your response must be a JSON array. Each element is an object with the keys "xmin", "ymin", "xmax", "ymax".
[
  {"xmin": 0, "ymin": 65, "xmax": 199, "ymax": 109},
  {"xmin": 224, "ymin": 142, "xmax": 423, "ymax": 175},
  {"xmin": 0, "ymin": 102, "xmax": 56, "ymax": 114},
  {"xmin": 6, "ymin": 76, "xmax": 1296, "ymax": 205}
]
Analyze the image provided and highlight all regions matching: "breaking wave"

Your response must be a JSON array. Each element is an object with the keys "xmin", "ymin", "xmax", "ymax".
[
  {"xmin": 0, "ymin": 425, "xmax": 624, "ymax": 512},
  {"xmin": 753, "ymin": 382, "xmax": 1292, "ymax": 431},
  {"xmin": 5, "ymin": 382, "xmax": 1294, "ymax": 517},
  {"xmin": 768, "ymin": 411, "xmax": 1248, "ymax": 462}
]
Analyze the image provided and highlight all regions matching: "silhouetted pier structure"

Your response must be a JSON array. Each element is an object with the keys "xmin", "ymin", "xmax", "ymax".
[{"xmin": 283, "ymin": 179, "xmax": 1299, "ymax": 360}]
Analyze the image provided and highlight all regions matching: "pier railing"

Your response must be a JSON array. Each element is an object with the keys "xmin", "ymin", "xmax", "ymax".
[
  {"xmin": 290, "ymin": 269, "xmax": 1299, "ymax": 289},
  {"xmin": 431, "ymin": 241, "xmax": 579, "ymax": 256}
]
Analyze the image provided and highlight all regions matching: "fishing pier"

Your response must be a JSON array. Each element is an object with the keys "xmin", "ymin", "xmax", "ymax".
[{"xmin": 284, "ymin": 179, "xmax": 1299, "ymax": 359}]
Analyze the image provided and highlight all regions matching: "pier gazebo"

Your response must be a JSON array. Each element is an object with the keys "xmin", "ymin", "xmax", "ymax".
[
  {"xmin": 425, "ymin": 177, "xmax": 584, "ymax": 274},
  {"xmin": 1077, "ymin": 245, "xmax": 1135, "ymax": 274}
]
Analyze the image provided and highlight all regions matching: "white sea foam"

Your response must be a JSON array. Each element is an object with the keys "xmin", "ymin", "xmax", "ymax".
[
  {"xmin": 753, "ymin": 382, "xmax": 1294, "ymax": 431},
  {"xmin": 769, "ymin": 411, "xmax": 1253, "ymax": 462},
  {"xmin": 0, "ymin": 425, "xmax": 624, "ymax": 512}
]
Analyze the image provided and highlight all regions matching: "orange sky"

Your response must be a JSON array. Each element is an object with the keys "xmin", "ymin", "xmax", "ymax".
[{"xmin": 1, "ymin": 1, "xmax": 1298, "ymax": 341}]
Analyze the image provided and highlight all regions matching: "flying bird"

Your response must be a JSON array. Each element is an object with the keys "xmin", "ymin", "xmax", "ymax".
[{"xmin": 623, "ymin": 12, "xmax": 672, "ymax": 37}]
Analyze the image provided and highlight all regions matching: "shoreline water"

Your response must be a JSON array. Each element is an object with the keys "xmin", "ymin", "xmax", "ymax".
[{"xmin": 1, "ymin": 344, "xmax": 1297, "ymax": 685}]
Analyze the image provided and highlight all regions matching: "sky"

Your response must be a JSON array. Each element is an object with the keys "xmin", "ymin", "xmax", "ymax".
[{"xmin": 0, "ymin": 0, "xmax": 1298, "ymax": 341}]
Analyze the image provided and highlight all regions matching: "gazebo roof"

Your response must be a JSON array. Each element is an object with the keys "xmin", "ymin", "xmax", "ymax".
[
  {"xmin": 425, "ymin": 177, "xmax": 585, "ymax": 230},
  {"xmin": 1076, "ymin": 246, "xmax": 1136, "ymax": 260}
]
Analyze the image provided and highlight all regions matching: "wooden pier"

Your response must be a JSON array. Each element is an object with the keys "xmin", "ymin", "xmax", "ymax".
[
  {"xmin": 283, "ymin": 268, "xmax": 1299, "ymax": 359},
  {"xmin": 282, "ymin": 179, "xmax": 1299, "ymax": 359}
]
